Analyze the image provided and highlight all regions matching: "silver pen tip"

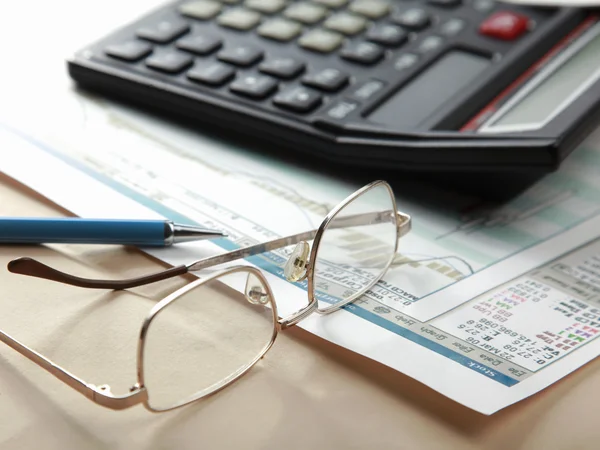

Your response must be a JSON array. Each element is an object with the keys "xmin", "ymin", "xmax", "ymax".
[{"xmin": 171, "ymin": 223, "xmax": 227, "ymax": 244}]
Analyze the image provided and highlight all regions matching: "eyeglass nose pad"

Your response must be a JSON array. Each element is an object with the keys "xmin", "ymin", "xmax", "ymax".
[
  {"xmin": 284, "ymin": 241, "xmax": 310, "ymax": 282},
  {"xmin": 245, "ymin": 273, "xmax": 270, "ymax": 305}
]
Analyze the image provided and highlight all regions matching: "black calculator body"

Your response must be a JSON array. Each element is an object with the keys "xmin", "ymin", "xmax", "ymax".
[{"xmin": 67, "ymin": 0, "xmax": 600, "ymax": 175}]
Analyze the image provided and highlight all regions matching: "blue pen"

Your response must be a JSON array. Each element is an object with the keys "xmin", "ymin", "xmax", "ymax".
[{"xmin": 0, "ymin": 217, "xmax": 227, "ymax": 247}]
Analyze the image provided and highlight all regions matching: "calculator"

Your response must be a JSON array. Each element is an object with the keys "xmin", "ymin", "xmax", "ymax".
[{"xmin": 67, "ymin": 0, "xmax": 600, "ymax": 174}]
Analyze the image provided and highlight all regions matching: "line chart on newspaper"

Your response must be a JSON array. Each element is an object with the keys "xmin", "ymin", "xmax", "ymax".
[{"xmin": 2, "ymin": 90, "xmax": 600, "ymax": 414}]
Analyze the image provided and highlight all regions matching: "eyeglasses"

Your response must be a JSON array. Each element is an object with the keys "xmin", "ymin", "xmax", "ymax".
[{"xmin": 2, "ymin": 180, "xmax": 411, "ymax": 412}]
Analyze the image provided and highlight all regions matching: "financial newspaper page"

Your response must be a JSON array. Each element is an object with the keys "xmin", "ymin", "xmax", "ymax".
[
  {"xmin": 3, "ymin": 91, "xmax": 600, "ymax": 414},
  {"xmin": 2, "ymin": 0, "xmax": 600, "ymax": 409}
]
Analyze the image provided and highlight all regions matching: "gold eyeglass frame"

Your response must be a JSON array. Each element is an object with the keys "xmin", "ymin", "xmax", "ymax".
[
  {"xmin": 2, "ymin": 180, "xmax": 412, "ymax": 412},
  {"xmin": 0, "ymin": 266, "xmax": 279, "ymax": 412}
]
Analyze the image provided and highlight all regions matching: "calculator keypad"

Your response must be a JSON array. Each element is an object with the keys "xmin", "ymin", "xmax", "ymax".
[
  {"xmin": 284, "ymin": 3, "xmax": 328, "ymax": 24},
  {"xmin": 427, "ymin": 0, "xmax": 462, "ymax": 7},
  {"xmin": 391, "ymin": 8, "xmax": 431, "ymax": 30},
  {"xmin": 105, "ymin": 41, "xmax": 152, "ymax": 61},
  {"xmin": 179, "ymin": 0, "xmax": 223, "ymax": 20},
  {"xmin": 145, "ymin": 51, "xmax": 193, "ymax": 73},
  {"xmin": 176, "ymin": 34, "xmax": 223, "ymax": 55},
  {"xmin": 323, "ymin": 12, "xmax": 368, "ymax": 35},
  {"xmin": 349, "ymin": 0, "xmax": 391, "ymax": 20},
  {"xmin": 340, "ymin": 41, "xmax": 384, "ymax": 65},
  {"xmin": 439, "ymin": 18, "xmax": 467, "ymax": 36},
  {"xmin": 217, "ymin": 8, "xmax": 262, "ymax": 30},
  {"xmin": 367, "ymin": 24, "xmax": 408, "ymax": 47},
  {"xmin": 259, "ymin": 57, "xmax": 305, "ymax": 78},
  {"xmin": 217, "ymin": 45, "xmax": 263, "ymax": 66},
  {"xmin": 479, "ymin": 11, "xmax": 530, "ymax": 40},
  {"xmin": 313, "ymin": 0, "xmax": 348, "ymax": 8},
  {"xmin": 98, "ymin": 0, "xmax": 553, "ymax": 126},
  {"xmin": 298, "ymin": 29, "xmax": 344, "ymax": 53},
  {"xmin": 187, "ymin": 61, "xmax": 236, "ymax": 85},
  {"xmin": 136, "ymin": 20, "xmax": 190, "ymax": 43},
  {"xmin": 302, "ymin": 68, "xmax": 349, "ymax": 92},
  {"xmin": 257, "ymin": 18, "xmax": 303, "ymax": 41},
  {"xmin": 245, "ymin": 0, "xmax": 287, "ymax": 14},
  {"xmin": 230, "ymin": 74, "xmax": 278, "ymax": 98},
  {"xmin": 274, "ymin": 86, "xmax": 322, "ymax": 112},
  {"xmin": 416, "ymin": 35, "xmax": 444, "ymax": 54}
]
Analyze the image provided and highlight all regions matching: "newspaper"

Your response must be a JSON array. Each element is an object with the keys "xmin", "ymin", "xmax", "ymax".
[{"xmin": 2, "ymin": 0, "xmax": 600, "ymax": 415}]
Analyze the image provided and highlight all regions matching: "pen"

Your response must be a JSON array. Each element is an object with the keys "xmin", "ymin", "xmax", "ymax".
[{"xmin": 0, "ymin": 218, "xmax": 227, "ymax": 247}]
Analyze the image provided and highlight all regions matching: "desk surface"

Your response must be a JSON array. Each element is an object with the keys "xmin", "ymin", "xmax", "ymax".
[{"xmin": 2, "ymin": 176, "xmax": 600, "ymax": 449}]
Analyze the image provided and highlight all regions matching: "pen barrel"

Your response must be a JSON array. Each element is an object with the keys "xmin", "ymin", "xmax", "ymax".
[{"xmin": 0, "ymin": 218, "xmax": 169, "ymax": 246}]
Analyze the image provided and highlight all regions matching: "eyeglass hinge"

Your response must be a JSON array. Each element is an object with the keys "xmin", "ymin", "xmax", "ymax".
[
  {"xmin": 279, "ymin": 299, "xmax": 318, "ymax": 329},
  {"xmin": 396, "ymin": 211, "xmax": 412, "ymax": 238},
  {"xmin": 86, "ymin": 383, "xmax": 148, "ymax": 410}
]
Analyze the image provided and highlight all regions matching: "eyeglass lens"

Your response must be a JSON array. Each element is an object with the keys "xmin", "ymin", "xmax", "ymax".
[
  {"xmin": 141, "ymin": 271, "xmax": 277, "ymax": 411},
  {"xmin": 313, "ymin": 183, "xmax": 398, "ymax": 312}
]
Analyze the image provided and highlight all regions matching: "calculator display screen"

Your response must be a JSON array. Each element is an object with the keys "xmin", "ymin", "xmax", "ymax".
[
  {"xmin": 368, "ymin": 51, "xmax": 490, "ymax": 130},
  {"xmin": 482, "ymin": 23, "xmax": 600, "ymax": 133}
]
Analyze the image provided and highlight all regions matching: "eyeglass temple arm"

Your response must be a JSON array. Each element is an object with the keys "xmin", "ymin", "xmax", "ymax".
[
  {"xmin": 0, "ymin": 328, "xmax": 147, "ymax": 409},
  {"xmin": 7, "ymin": 257, "xmax": 189, "ymax": 289},
  {"xmin": 7, "ymin": 210, "xmax": 411, "ymax": 289},
  {"xmin": 6, "ymin": 229, "xmax": 319, "ymax": 289},
  {"xmin": 188, "ymin": 211, "xmax": 411, "ymax": 274}
]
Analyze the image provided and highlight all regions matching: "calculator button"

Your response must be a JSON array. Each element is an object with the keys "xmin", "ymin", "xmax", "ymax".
[
  {"xmin": 145, "ymin": 52, "xmax": 193, "ymax": 73},
  {"xmin": 394, "ymin": 53, "xmax": 419, "ymax": 71},
  {"xmin": 218, "ymin": 46, "xmax": 264, "ymax": 66},
  {"xmin": 324, "ymin": 12, "xmax": 367, "ymax": 36},
  {"xmin": 230, "ymin": 74, "xmax": 278, "ymax": 99},
  {"xmin": 349, "ymin": 0, "xmax": 390, "ymax": 19},
  {"xmin": 366, "ymin": 24, "xmax": 407, "ymax": 47},
  {"xmin": 392, "ymin": 8, "xmax": 431, "ymax": 30},
  {"xmin": 479, "ymin": 11, "xmax": 529, "ymax": 40},
  {"xmin": 176, "ymin": 34, "xmax": 222, "ymax": 55},
  {"xmin": 350, "ymin": 79, "xmax": 386, "ymax": 101},
  {"xmin": 340, "ymin": 42, "xmax": 384, "ymax": 65},
  {"xmin": 439, "ymin": 18, "xmax": 466, "ymax": 36},
  {"xmin": 313, "ymin": 0, "xmax": 348, "ymax": 7},
  {"xmin": 258, "ymin": 18, "xmax": 302, "ymax": 41},
  {"xmin": 427, "ymin": 0, "xmax": 461, "ymax": 7},
  {"xmin": 284, "ymin": 3, "xmax": 328, "ymax": 25},
  {"xmin": 137, "ymin": 20, "xmax": 190, "ymax": 44},
  {"xmin": 417, "ymin": 35, "xmax": 444, "ymax": 53},
  {"xmin": 299, "ymin": 29, "xmax": 344, "ymax": 53},
  {"xmin": 245, "ymin": 0, "xmax": 287, "ymax": 14},
  {"xmin": 325, "ymin": 100, "xmax": 359, "ymax": 120},
  {"xmin": 179, "ymin": 0, "xmax": 223, "ymax": 20},
  {"xmin": 302, "ymin": 68, "xmax": 349, "ymax": 91},
  {"xmin": 274, "ymin": 86, "xmax": 322, "ymax": 112},
  {"xmin": 217, "ymin": 8, "xmax": 262, "ymax": 30},
  {"xmin": 105, "ymin": 41, "xmax": 152, "ymax": 62},
  {"xmin": 473, "ymin": 0, "xmax": 496, "ymax": 12},
  {"xmin": 259, "ymin": 58, "xmax": 305, "ymax": 79},
  {"xmin": 187, "ymin": 61, "xmax": 236, "ymax": 85}
]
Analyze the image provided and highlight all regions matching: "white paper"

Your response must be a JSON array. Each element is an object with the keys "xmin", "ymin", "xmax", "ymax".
[{"xmin": 3, "ymin": 0, "xmax": 600, "ymax": 415}]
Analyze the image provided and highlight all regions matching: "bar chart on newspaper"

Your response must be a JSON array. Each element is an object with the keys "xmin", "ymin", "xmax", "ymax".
[{"xmin": 2, "ymin": 83, "xmax": 600, "ymax": 414}]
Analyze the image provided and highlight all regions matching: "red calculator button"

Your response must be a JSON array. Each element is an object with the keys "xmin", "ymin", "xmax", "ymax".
[{"xmin": 479, "ymin": 11, "xmax": 530, "ymax": 40}]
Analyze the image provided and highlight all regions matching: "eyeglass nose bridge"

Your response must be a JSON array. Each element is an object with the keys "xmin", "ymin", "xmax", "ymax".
[{"xmin": 284, "ymin": 241, "xmax": 311, "ymax": 283}]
